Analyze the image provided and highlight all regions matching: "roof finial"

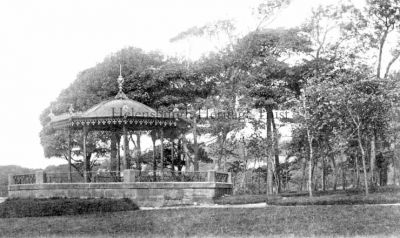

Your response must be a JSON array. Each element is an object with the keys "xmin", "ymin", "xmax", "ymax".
[
  {"xmin": 48, "ymin": 107, "xmax": 55, "ymax": 119},
  {"xmin": 115, "ymin": 64, "xmax": 128, "ymax": 99},
  {"xmin": 69, "ymin": 104, "xmax": 74, "ymax": 115}
]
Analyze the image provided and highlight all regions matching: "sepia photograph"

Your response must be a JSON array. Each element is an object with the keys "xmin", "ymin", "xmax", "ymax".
[{"xmin": 1, "ymin": 0, "xmax": 400, "ymax": 237}]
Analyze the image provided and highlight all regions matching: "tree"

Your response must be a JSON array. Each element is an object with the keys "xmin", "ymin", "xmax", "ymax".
[{"xmin": 313, "ymin": 68, "xmax": 390, "ymax": 195}]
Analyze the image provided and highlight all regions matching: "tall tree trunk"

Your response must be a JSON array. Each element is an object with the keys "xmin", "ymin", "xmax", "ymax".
[
  {"xmin": 393, "ymin": 155, "xmax": 397, "ymax": 185},
  {"xmin": 217, "ymin": 134, "xmax": 224, "ymax": 170},
  {"xmin": 355, "ymin": 154, "xmax": 360, "ymax": 188},
  {"xmin": 312, "ymin": 160, "xmax": 317, "ymax": 191},
  {"xmin": 300, "ymin": 157, "xmax": 307, "ymax": 192},
  {"xmin": 182, "ymin": 137, "xmax": 192, "ymax": 171},
  {"xmin": 266, "ymin": 108, "xmax": 274, "ymax": 195},
  {"xmin": 357, "ymin": 127, "xmax": 369, "ymax": 196},
  {"xmin": 377, "ymin": 30, "xmax": 389, "ymax": 79},
  {"xmin": 393, "ymin": 131, "xmax": 399, "ymax": 185},
  {"xmin": 307, "ymin": 133, "xmax": 313, "ymax": 197},
  {"xmin": 341, "ymin": 149, "xmax": 346, "ymax": 191},
  {"xmin": 322, "ymin": 157, "xmax": 326, "ymax": 191},
  {"xmin": 267, "ymin": 156, "xmax": 273, "ymax": 195},
  {"xmin": 270, "ymin": 109, "xmax": 281, "ymax": 193},
  {"xmin": 330, "ymin": 156, "xmax": 338, "ymax": 191},
  {"xmin": 303, "ymin": 88, "xmax": 313, "ymax": 197},
  {"xmin": 370, "ymin": 134, "xmax": 376, "ymax": 186}
]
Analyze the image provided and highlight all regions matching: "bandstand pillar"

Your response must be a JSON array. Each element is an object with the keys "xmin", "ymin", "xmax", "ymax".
[
  {"xmin": 123, "ymin": 169, "xmax": 137, "ymax": 183},
  {"xmin": 110, "ymin": 132, "xmax": 118, "ymax": 172},
  {"xmin": 160, "ymin": 128, "xmax": 164, "ymax": 179},
  {"xmin": 8, "ymin": 174, "xmax": 14, "ymax": 185},
  {"xmin": 67, "ymin": 129, "xmax": 72, "ymax": 183},
  {"xmin": 35, "ymin": 170, "xmax": 46, "ymax": 184},
  {"xmin": 82, "ymin": 126, "xmax": 89, "ymax": 183},
  {"xmin": 123, "ymin": 124, "xmax": 130, "ymax": 170},
  {"xmin": 136, "ymin": 132, "xmax": 142, "ymax": 170},
  {"xmin": 117, "ymin": 139, "xmax": 121, "ymax": 174},
  {"xmin": 151, "ymin": 131, "xmax": 157, "ymax": 181}
]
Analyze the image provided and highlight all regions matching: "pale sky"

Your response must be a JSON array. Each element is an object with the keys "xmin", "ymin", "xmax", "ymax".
[{"xmin": 0, "ymin": 0, "xmax": 363, "ymax": 169}]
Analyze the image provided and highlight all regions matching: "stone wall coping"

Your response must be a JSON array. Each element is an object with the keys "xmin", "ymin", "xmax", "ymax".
[{"xmin": 9, "ymin": 182, "xmax": 232, "ymax": 191}]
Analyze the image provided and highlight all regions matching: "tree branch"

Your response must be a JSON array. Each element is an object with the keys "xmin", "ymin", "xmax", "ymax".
[{"xmin": 384, "ymin": 50, "xmax": 400, "ymax": 78}]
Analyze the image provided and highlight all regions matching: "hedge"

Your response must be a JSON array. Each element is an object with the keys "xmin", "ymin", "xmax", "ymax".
[{"xmin": 0, "ymin": 197, "xmax": 139, "ymax": 218}]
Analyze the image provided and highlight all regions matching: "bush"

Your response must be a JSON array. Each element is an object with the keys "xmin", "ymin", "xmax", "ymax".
[{"xmin": 0, "ymin": 197, "xmax": 139, "ymax": 218}]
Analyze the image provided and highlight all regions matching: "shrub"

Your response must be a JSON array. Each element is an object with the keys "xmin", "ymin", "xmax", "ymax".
[{"xmin": 0, "ymin": 197, "xmax": 139, "ymax": 218}]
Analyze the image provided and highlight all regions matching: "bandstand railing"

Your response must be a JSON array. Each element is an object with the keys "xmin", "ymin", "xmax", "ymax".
[
  {"xmin": 134, "ymin": 171, "xmax": 208, "ymax": 182},
  {"xmin": 45, "ymin": 172, "xmax": 84, "ymax": 183},
  {"xmin": 12, "ymin": 174, "xmax": 36, "ymax": 185},
  {"xmin": 44, "ymin": 171, "xmax": 124, "ymax": 183},
  {"xmin": 8, "ymin": 170, "xmax": 231, "ymax": 185},
  {"xmin": 92, "ymin": 171, "xmax": 123, "ymax": 183},
  {"xmin": 215, "ymin": 172, "xmax": 229, "ymax": 183}
]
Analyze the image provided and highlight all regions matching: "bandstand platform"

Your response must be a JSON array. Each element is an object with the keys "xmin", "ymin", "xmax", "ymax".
[{"xmin": 8, "ymin": 170, "xmax": 232, "ymax": 207}]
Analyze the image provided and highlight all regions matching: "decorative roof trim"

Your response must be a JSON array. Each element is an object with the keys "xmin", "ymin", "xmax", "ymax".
[{"xmin": 50, "ymin": 116, "xmax": 179, "ymax": 130}]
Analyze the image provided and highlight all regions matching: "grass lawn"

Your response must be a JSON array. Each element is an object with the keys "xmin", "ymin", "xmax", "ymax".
[
  {"xmin": 1, "ymin": 205, "xmax": 400, "ymax": 237},
  {"xmin": 215, "ymin": 186, "xmax": 400, "ymax": 206}
]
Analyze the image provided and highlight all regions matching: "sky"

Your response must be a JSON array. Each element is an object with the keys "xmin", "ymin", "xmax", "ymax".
[{"xmin": 0, "ymin": 0, "xmax": 364, "ymax": 169}]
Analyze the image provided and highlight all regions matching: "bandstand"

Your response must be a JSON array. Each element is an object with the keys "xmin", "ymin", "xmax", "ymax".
[
  {"xmin": 8, "ymin": 69, "xmax": 232, "ymax": 207},
  {"xmin": 49, "ymin": 69, "xmax": 185, "ymax": 183}
]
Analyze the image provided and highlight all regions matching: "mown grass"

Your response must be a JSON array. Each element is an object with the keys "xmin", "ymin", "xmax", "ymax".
[
  {"xmin": 0, "ymin": 205, "xmax": 399, "ymax": 237},
  {"xmin": 215, "ymin": 186, "xmax": 400, "ymax": 206},
  {"xmin": 0, "ymin": 197, "xmax": 139, "ymax": 218}
]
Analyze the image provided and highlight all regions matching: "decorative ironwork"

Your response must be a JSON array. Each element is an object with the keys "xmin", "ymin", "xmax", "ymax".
[
  {"xmin": 135, "ymin": 172, "xmax": 154, "ymax": 182},
  {"xmin": 11, "ymin": 171, "xmax": 216, "ymax": 184},
  {"xmin": 45, "ymin": 173, "xmax": 85, "ymax": 183},
  {"xmin": 44, "ymin": 171, "xmax": 123, "ymax": 183},
  {"xmin": 62, "ymin": 117, "xmax": 177, "ymax": 129},
  {"xmin": 136, "ymin": 171, "xmax": 208, "ymax": 182},
  {"xmin": 215, "ymin": 172, "xmax": 229, "ymax": 183},
  {"xmin": 13, "ymin": 174, "xmax": 36, "ymax": 184},
  {"xmin": 93, "ymin": 171, "xmax": 123, "ymax": 183}
]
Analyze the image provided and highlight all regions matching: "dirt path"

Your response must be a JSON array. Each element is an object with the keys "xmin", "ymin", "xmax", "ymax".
[
  {"xmin": 2, "ymin": 197, "xmax": 399, "ymax": 209},
  {"xmin": 140, "ymin": 202, "xmax": 400, "ymax": 210},
  {"xmin": 140, "ymin": 203, "xmax": 267, "ymax": 210}
]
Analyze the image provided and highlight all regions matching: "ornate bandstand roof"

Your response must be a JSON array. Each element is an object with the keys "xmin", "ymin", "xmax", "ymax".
[{"xmin": 50, "ymin": 67, "xmax": 184, "ymax": 131}]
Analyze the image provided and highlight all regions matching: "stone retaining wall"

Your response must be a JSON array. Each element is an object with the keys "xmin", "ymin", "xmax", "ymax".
[
  {"xmin": 8, "ymin": 170, "xmax": 232, "ymax": 207},
  {"xmin": 8, "ymin": 182, "xmax": 231, "ymax": 207}
]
